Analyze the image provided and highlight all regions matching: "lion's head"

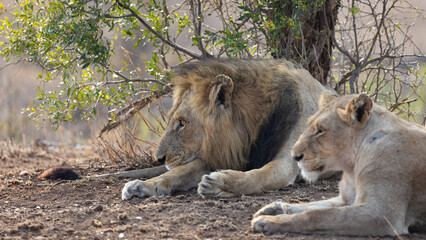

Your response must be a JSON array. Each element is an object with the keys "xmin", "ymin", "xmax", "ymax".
[
  {"xmin": 155, "ymin": 60, "xmax": 279, "ymax": 171},
  {"xmin": 154, "ymin": 88, "xmax": 205, "ymax": 170},
  {"xmin": 291, "ymin": 92, "xmax": 373, "ymax": 182}
]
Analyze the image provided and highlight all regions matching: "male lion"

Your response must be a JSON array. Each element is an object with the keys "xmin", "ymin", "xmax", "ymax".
[
  {"xmin": 122, "ymin": 59, "xmax": 328, "ymax": 200},
  {"xmin": 252, "ymin": 93, "xmax": 426, "ymax": 236}
]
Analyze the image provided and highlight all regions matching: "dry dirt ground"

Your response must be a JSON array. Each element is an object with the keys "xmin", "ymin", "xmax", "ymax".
[{"xmin": 0, "ymin": 143, "xmax": 425, "ymax": 240}]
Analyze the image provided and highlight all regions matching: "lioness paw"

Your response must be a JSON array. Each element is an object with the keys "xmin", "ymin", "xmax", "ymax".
[
  {"xmin": 197, "ymin": 171, "xmax": 242, "ymax": 198},
  {"xmin": 251, "ymin": 216, "xmax": 283, "ymax": 234},
  {"xmin": 253, "ymin": 201, "xmax": 289, "ymax": 218}
]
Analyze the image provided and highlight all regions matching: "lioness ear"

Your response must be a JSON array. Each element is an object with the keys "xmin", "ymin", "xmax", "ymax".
[
  {"xmin": 209, "ymin": 74, "xmax": 234, "ymax": 109},
  {"xmin": 337, "ymin": 93, "xmax": 373, "ymax": 128},
  {"xmin": 319, "ymin": 91, "xmax": 337, "ymax": 108}
]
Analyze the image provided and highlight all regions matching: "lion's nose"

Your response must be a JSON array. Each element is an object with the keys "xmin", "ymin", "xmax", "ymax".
[
  {"xmin": 293, "ymin": 154, "xmax": 304, "ymax": 162},
  {"xmin": 157, "ymin": 155, "xmax": 166, "ymax": 164}
]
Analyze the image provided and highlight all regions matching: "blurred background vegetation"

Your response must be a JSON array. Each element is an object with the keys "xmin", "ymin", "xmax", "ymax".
[{"xmin": 0, "ymin": 0, "xmax": 425, "ymax": 165}]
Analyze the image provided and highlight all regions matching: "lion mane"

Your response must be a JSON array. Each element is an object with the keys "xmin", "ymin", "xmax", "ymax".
[{"xmin": 171, "ymin": 59, "xmax": 303, "ymax": 171}]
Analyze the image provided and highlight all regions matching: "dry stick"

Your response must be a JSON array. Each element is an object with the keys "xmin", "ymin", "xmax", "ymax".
[
  {"xmin": 37, "ymin": 180, "xmax": 69, "ymax": 189},
  {"xmin": 48, "ymin": 180, "xmax": 68, "ymax": 190},
  {"xmin": 148, "ymin": 100, "xmax": 167, "ymax": 132},
  {"xmin": 98, "ymin": 90, "xmax": 171, "ymax": 137},
  {"xmin": 388, "ymin": 98, "xmax": 417, "ymax": 112},
  {"xmin": 383, "ymin": 216, "xmax": 404, "ymax": 240},
  {"xmin": 100, "ymin": 138, "xmax": 122, "ymax": 165}
]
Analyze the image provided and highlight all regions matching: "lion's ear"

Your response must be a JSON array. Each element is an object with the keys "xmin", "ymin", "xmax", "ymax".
[
  {"xmin": 337, "ymin": 93, "xmax": 373, "ymax": 129},
  {"xmin": 209, "ymin": 74, "xmax": 234, "ymax": 109},
  {"xmin": 319, "ymin": 91, "xmax": 337, "ymax": 108}
]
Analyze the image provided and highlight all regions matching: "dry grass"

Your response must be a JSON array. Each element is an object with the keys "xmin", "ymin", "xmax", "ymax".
[
  {"xmin": 0, "ymin": 138, "xmax": 99, "ymax": 162},
  {"xmin": 95, "ymin": 98, "xmax": 169, "ymax": 168},
  {"xmin": 0, "ymin": 139, "xmax": 47, "ymax": 161}
]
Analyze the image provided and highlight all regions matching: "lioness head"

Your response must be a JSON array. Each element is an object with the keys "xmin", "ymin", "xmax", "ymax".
[
  {"xmin": 155, "ymin": 63, "xmax": 237, "ymax": 170},
  {"xmin": 291, "ymin": 92, "xmax": 373, "ymax": 182}
]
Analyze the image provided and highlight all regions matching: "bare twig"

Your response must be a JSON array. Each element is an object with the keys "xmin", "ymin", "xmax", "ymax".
[
  {"xmin": 190, "ymin": 0, "xmax": 211, "ymax": 58},
  {"xmin": 106, "ymin": 68, "xmax": 172, "ymax": 91},
  {"xmin": 105, "ymin": 14, "xmax": 133, "ymax": 19},
  {"xmin": 115, "ymin": 0, "xmax": 202, "ymax": 60},
  {"xmin": 325, "ymin": 8, "xmax": 357, "ymax": 65},
  {"xmin": 388, "ymin": 98, "xmax": 417, "ymax": 112},
  {"xmin": 383, "ymin": 216, "xmax": 404, "ymax": 240}
]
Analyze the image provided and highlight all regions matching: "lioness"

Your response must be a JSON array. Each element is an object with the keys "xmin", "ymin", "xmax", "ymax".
[
  {"xmin": 122, "ymin": 59, "xmax": 328, "ymax": 199},
  {"xmin": 252, "ymin": 93, "xmax": 426, "ymax": 236}
]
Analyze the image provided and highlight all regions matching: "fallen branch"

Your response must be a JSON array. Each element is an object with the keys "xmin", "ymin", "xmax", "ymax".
[{"xmin": 98, "ymin": 89, "xmax": 171, "ymax": 137}]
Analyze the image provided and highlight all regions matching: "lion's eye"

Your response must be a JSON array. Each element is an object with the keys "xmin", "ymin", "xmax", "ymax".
[{"xmin": 176, "ymin": 119, "xmax": 186, "ymax": 132}]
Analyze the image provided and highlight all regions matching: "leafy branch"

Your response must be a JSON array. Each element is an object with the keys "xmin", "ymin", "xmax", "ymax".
[
  {"xmin": 115, "ymin": 0, "xmax": 204, "ymax": 60},
  {"xmin": 105, "ymin": 68, "xmax": 172, "ymax": 91}
]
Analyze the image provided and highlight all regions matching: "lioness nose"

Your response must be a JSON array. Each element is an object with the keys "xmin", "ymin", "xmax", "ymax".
[
  {"xmin": 293, "ymin": 154, "xmax": 304, "ymax": 162},
  {"xmin": 157, "ymin": 155, "xmax": 166, "ymax": 164}
]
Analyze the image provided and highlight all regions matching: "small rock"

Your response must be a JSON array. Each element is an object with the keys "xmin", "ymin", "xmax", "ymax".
[
  {"xmin": 93, "ymin": 205, "xmax": 103, "ymax": 212},
  {"xmin": 118, "ymin": 213, "xmax": 128, "ymax": 221},
  {"xmin": 32, "ymin": 236, "xmax": 47, "ymax": 240},
  {"xmin": 116, "ymin": 224, "xmax": 131, "ymax": 233},
  {"xmin": 92, "ymin": 219, "xmax": 102, "ymax": 228},
  {"xmin": 7, "ymin": 179, "xmax": 22, "ymax": 186},
  {"xmin": 17, "ymin": 221, "xmax": 43, "ymax": 231},
  {"xmin": 118, "ymin": 233, "xmax": 124, "ymax": 238}
]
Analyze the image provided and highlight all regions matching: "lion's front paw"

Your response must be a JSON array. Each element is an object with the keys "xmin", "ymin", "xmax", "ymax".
[
  {"xmin": 122, "ymin": 180, "xmax": 154, "ymax": 200},
  {"xmin": 251, "ymin": 215, "xmax": 284, "ymax": 234},
  {"xmin": 197, "ymin": 170, "xmax": 244, "ymax": 198},
  {"xmin": 253, "ymin": 201, "xmax": 289, "ymax": 218},
  {"xmin": 121, "ymin": 179, "xmax": 171, "ymax": 200}
]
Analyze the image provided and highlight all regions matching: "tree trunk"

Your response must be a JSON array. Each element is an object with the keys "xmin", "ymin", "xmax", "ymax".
[{"xmin": 265, "ymin": 0, "xmax": 340, "ymax": 85}]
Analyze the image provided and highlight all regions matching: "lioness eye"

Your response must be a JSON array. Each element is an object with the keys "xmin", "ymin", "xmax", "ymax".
[
  {"xmin": 315, "ymin": 128, "xmax": 324, "ymax": 136},
  {"xmin": 176, "ymin": 119, "xmax": 186, "ymax": 131}
]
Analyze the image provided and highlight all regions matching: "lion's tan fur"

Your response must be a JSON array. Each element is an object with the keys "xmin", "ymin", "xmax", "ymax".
[
  {"xmin": 170, "ymin": 60, "xmax": 306, "ymax": 170},
  {"xmin": 122, "ymin": 59, "xmax": 328, "ymax": 199},
  {"xmin": 252, "ymin": 93, "xmax": 426, "ymax": 236}
]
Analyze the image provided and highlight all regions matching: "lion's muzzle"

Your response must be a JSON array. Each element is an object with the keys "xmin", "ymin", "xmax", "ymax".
[
  {"xmin": 293, "ymin": 153, "xmax": 304, "ymax": 162},
  {"xmin": 156, "ymin": 154, "xmax": 166, "ymax": 164}
]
